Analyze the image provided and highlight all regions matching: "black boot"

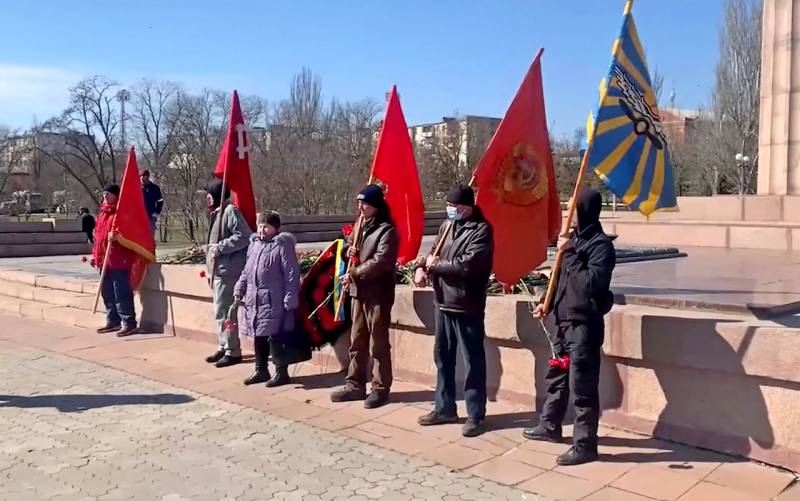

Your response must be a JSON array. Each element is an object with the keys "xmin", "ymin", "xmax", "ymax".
[
  {"xmin": 266, "ymin": 366, "xmax": 290, "ymax": 388},
  {"xmin": 205, "ymin": 349, "xmax": 225, "ymax": 363},
  {"xmin": 244, "ymin": 337, "xmax": 270, "ymax": 385}
]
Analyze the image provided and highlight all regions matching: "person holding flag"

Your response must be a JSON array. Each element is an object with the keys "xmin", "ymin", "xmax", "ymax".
[
  {"xmin": 329, "ymin": 85, "xmax": 422, "ymax": 410},
  {"xmin": 204, "ymin": 179, "xmax": 252, "ymax": 368},
  {"xmin": 414, "ymin": 186, "xmax": 493, "ymax": 438},
  {"xmin": 205, "ymin": 89, "xmax": 257, "ymax": 368},
  {"xmin": 91, "ymin": 147, "xmax": 157, "ymax": 338},
  {"xmin": 330, "ymin": 185, "xmax": 398, "ymax": 409},
  {"xmin": 92, "ymin": 184, "xmax": 139, "ymax": 337}
]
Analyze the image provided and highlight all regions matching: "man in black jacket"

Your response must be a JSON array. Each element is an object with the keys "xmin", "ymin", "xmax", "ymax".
[
  {"xmin": 141, "ymin": 170, "xmax": 163, "ymax": 235},
  {"xmin": 524, "ymin": 188, "xmax": 616, "ymax": 466},
  {"xmin": 414, "ymin": 186, "xmax": 493, "ymax": 437}
]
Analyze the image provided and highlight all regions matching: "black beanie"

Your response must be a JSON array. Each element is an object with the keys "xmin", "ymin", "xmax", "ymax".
[
  {"xmin": 357, "ymin": 184, "xmax": 385, "ymax": 208},
  {"xmin": 446, "ymin": 186, "xmax": 475, "ymax": 207},
  {"xmin": 103, "ymin": 184, "xmax": 120, "ymax": 197}
]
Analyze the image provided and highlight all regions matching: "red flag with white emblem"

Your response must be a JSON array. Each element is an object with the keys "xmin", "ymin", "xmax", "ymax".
[{"xmin": 214, "ymin": 90, "xmax": 257, "ymax": 230}]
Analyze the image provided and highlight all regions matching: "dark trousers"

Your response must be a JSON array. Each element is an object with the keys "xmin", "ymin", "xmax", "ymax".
[
  {"xmin": 252, "ymin": 336, "xmax": 287, "ymax": 372},
  {"xmin": 346, "ymin": 297, "xmax": 393, "ymax": 393},
  {"xmin": 434, "ymin": 309, "xmax": 487, "ymax": 421},
  {"xmin": 538, "ymin": 322, "xmax": 604, "ymax": 453},
  {"xmin": 100, "ymin": 269, "xmax": 136, "ymax": 328}
]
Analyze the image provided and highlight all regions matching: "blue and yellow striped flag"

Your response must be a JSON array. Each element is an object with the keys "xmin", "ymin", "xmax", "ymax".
[
  {"xmin": 587, "ymin": 0, "xmax": 677, "ymax": 216},
  {"xmin": 332, "ymin": 239, "xmax": 347, "ymax": 322}
]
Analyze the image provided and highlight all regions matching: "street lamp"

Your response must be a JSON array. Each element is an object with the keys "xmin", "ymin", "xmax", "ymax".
[
  {"xmin": 116, "ymin": 89, "xmax": 130, "ymax": 151},
  {"xmin": 735, "ymin": 152, "xmax": 751, "ymax": 196}
]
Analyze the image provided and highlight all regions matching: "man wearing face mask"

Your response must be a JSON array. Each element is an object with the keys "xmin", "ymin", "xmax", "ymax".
[
  {"xmin": 204, "ymin": 179, "xmax": 253, "ymax": 368},
  {"xmin": 414, "ymin": 186, "xmax": 493, "ymax": 437},
  {"xmin": 524, "ymin": 188, "xmax": 615, "ymax": 466}
]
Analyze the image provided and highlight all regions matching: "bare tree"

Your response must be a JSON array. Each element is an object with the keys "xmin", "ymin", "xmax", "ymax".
[
  {"xmin": 34, "ymin": 76, "xmax": 122, "ymax": 204},
  {"xmin": 131, "ymin": 79, "xmax": 185, "ymax": 174},
  {"xmin": 713, "ymin": 0, "xmax": 762, "ymax": 194}
]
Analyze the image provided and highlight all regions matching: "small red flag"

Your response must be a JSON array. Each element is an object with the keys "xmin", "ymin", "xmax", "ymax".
[
  {"xmin": 474, "ymin": 49, "xmax": 561, "ymax": 285},
  {"xmin": 114, "ymin": 147, "xmax": 156, "ymax": 290},
  {"xmin": 214, "ymin": 90, "xmax": 257, "ymax": 230},
  {"xmin": 369, "ymin": 86, "xmax": 424, "ymax": 264}
]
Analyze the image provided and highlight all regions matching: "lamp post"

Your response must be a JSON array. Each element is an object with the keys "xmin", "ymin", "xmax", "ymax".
[
  {"xmin": 115, "ymin": 89, "xmax": 130, "ymax": 183},
  {"xmin": 735, "ymin": 152, "xmax": 751, "ymax": 196}
]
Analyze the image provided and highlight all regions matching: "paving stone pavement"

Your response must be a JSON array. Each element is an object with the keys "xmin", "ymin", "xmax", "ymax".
[{"xmin": 0, "ymin": 347, "xmax": 541, "ymax": 501}]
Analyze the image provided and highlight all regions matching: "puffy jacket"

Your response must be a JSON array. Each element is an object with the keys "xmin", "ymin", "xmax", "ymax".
[
  {"xmin": 554, "ymin": 190, "xmax": 616, "ymax": 324},
  {"xmin": 424, "ymin": 208, "xmax": 493, "ymax": 317},
  {"xmin": 92, "ymin": 203, "xmax": 136, "ymax": 271},
  {"xmin": 235, "ymin": 232, "xmax": 300, "ymax": 338}
]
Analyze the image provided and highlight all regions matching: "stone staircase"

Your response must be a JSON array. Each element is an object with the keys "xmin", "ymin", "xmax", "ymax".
[
  {"xmin": 0, "ymin": 220, "xmax": 91, "ymax": 257},
  {"xmin": 0, "ymin": 268, "xmax": 107, "ymax": 330}
]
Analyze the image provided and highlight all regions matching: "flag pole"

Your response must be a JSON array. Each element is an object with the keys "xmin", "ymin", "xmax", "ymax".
[
  {"xmin": 209, "ymin": 163, "xmax": 230, "ymax": 286},
  {"xmin": 541, "ymin": 144, "xmax": 592, "ymax": 315},
  {"xmin": 429, "ymin": 175, "xmax": 476, "ymax": 260}
]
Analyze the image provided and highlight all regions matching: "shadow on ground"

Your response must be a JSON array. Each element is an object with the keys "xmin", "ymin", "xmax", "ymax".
[{"xmin": 0, "ymin": 393, "xmax": 194, "ymax": 412}]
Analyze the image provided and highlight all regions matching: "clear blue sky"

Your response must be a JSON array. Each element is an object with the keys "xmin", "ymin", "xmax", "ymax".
[{"xmin": 0, "ymin": 0, "xmax": 722, "ymax": 137}]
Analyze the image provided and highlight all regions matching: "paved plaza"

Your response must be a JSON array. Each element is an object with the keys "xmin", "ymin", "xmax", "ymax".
[
  {"xmin": 0, "ymin": 312, "xmax": 796, "ymax": 500},
  {"xmin": 0, "ymin": 345, "xmax": 532, "ymax": 501}
]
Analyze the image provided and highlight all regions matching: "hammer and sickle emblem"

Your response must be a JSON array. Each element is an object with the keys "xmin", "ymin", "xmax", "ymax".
[{"xmin": 235, "ymin": 123, "xmax": 250, "ymax": 160}]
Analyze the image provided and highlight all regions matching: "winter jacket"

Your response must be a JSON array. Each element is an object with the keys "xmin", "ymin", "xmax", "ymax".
[
  {"xmin": 142, "ymin": 181, "xmax": 164, "ymax": 216},
  {"xmin": 234, "ymin": 232, "xmax": 301, "ymax": 338},
  {"xmin": 206, "ymin": 203, "xmax": 252, "ymax": 279},
  {"xmin": 92, "ymin": 203, "xmax": 136, "ymax": 271},
  {"xmin": 424, "ymin": 207, "xmax": 493, "ymax": 317},
  {"xmin": 554, "ymin": 190, "xmax": 616, "ymax": 325},
  {"xmin": 348, "ymin": 217, "xmax": 399, "ymax": 305},
  {"xmin": 81, "ymin": 213, "xmax": 95, "ymax": 236}
]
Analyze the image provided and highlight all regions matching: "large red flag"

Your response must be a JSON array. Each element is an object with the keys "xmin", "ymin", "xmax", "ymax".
[
  {"xmin": 214, "ymin": 90, "xmax": 257, "ymax": 230},
  {"xmin": 114, "ymin": 147, "xmax": 156, "ymax": 290},
  {"xmin": 474, "ymin": 49, "xmax": 560, "ymax": 285},
  {"xmin": 369, "ymin": 86, "xmax": 424, "ymax": 264}
]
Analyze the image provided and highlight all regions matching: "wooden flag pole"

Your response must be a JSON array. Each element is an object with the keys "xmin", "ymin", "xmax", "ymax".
[
  {"xmin": 209, "ymin": 164, "xmax": 230, "ymax": 286},
  {"xmin": 429, "ymin": 175, "xmax": 476, "ymax": 260},
  {"xmin": 541, "ymin": 145, "xmax": 592, "ymax": 315},
  {"xmin": 91, "ymin": 237, "xmax": 114, "ymax": 314}
]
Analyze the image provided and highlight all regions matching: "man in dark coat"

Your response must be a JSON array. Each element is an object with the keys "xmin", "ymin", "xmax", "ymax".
[
  {"xmin": 414, "ymin": 186, "xmax": 493, "ymax": 437},
  {"xmin": 331, "ymin": 184, "xmax": 399, "ymax": 409},
  {"xmin": 524, "ymin": 188, "xmax": 616, "ymax": 466},
  {"xmin": 79, "ymin": 207, "xmax": 95, "ymax": 243},
  {"xmin": 141, "ymin": 170, "xmax": 163, "ymax": 235}
]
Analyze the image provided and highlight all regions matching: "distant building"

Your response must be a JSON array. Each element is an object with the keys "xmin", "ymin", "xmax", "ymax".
[
  {"xmin": 408, "ymin": 115, "xmax": 501, "ymax": 167},
  {"xmin": 659, "ymin": 108, "xmax": 710, "ymax": 146}
]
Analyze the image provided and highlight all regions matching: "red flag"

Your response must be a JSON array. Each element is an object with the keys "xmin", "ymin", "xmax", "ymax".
[
  {"xmin": 214, "ymin": 90, "xmax": 257, "ymax": 230},
  {"xmin": 114, "ymin": 147, "xmax": 156, "ymax": 290},
  {"xmin": 474, "ymin": 49, "xmax": 560, "ymax": 285},
  {"xmin": 369, "ymin": 86, "xmax": 424, "ymax": 264}
]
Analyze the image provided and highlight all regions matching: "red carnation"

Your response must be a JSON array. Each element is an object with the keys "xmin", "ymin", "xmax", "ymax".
[
  {"xmin": 342, "ymin": 224, "xmax": 354, "ymax": 237},
  {"xmin": 548, "ymin": 356, "xmax": 570, "ymax": 371},
  {"xmin": 81, "ymin": 256, "xmax": 88, "ymax": 263},
  {"xmin": 223, "ymin": 319, "xmax": 236, "ymax": 333},
  {"xmin": 199, "ymin": 270, "xmax": 207, "ymax": 278}
]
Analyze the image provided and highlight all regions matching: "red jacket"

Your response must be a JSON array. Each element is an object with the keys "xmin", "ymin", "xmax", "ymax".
[{"xmin": 92, "ymin": 203, "xmax": 136, "ymax": 271}]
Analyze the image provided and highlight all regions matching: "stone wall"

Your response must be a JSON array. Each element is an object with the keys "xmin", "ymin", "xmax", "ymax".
[{"xmin": 136, "ymin": 263, "xmax": 800, "ymax": 471}]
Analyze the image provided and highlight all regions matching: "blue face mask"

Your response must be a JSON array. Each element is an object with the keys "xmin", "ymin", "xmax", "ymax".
[{"xmin": 446, "ymin": 206, "xmax": 461, "ymax": 222}]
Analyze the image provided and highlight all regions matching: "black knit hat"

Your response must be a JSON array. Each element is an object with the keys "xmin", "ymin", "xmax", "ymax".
[
  {"xmin": 141, "ymin": 169, "xmax": 150, "ymax": 177},
  {"xmin": 357, "ymin": 184, "xmax": 385, "ymax": 208},
  {"xmin": 446, "ymin": 186, "xmax": 475, "ymax": 207},
  {"xmin": 257, "ymin": 211, "xmax": 281, "ymax": 229},
  {"xmin": 103, "ymin": 184, "xmax": 120, "ymax": 197}
]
